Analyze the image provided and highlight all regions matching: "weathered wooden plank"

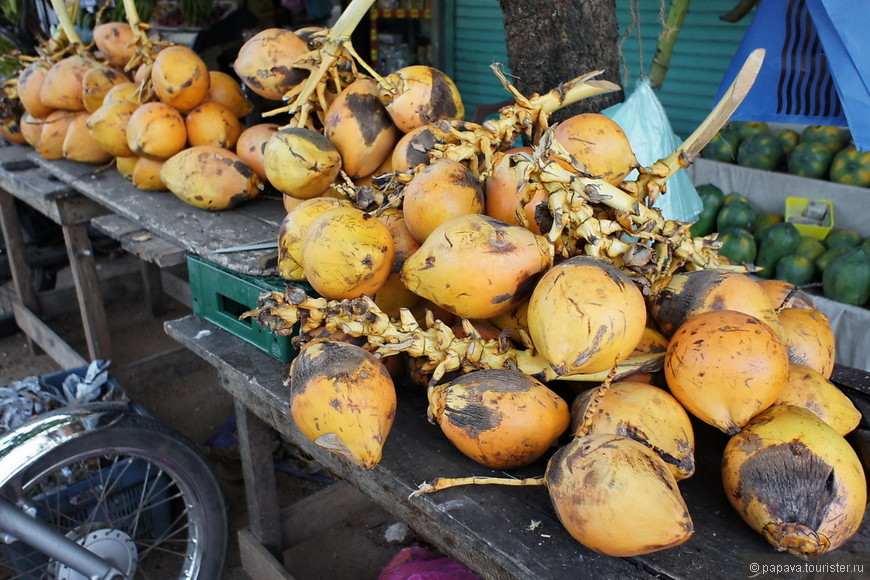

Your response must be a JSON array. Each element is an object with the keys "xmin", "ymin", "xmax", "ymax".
[
  {"xmin": 91, "ymin": 214, "xmax": 187, "ymax": 268},
  {"xmin": 33, "ymin": 155, "xmax": 282, "ymax": 276},
  {"xmin": 279, "ymin": 481, "xmax": 372, "ymax": 546},
  {"xmin": 238, "ymin": 528, "xmax": 296, "ymax": 580},
  {"xmin": 164, "ymin": 315, "xmax": 657, "ymax": 580},
  {"xmin": 61, "ymin": 222, "xmax": 112, "ymax": 360},
  {"xmin": 11, "ymin": 301, "xmax": 87, "ymax": 368},
  {"xmin": 234, "ymin": 397, "xmax": 283, "ymax": 556}
]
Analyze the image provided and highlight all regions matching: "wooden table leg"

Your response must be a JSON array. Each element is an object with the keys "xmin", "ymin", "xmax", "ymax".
[
  {"xmin": 233, "ymin": 396, "xmax": 283, "ymax": 556},
  {"xmin": 61, "ymin": 222, "xmax": 112, "ymax": 361},
  {"xmin": 0, "ymin": 189, "xmax": 40, "ymax": 353}
]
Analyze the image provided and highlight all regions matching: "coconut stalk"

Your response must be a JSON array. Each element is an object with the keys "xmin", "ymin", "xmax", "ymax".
[
  {"xmin": 264, "ymin": 0, "xmax": 376, "ymax": 127},
  {"xmin": 628, "ymin": 48, "xmax": 765, "ymax": 203},
  {"xmin": 648, "ymin": 0, "xmax": 692, "ymax": 89},
  {"xmin": 49, "ymin": 0, "xmax": 84, "ymax": 46},
  {"xmin": 243, "ymin": 288, "xmax": 664, "ymax": 386}
]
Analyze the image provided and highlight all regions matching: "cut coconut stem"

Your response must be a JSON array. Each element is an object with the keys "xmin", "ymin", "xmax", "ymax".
[
  {"xmin": 410, "ymin": 475, "xmax": 546, "ymax": 498},
  {"xmin": 50, "ymin": 0, "xmax": 83, "ymax": 46}
]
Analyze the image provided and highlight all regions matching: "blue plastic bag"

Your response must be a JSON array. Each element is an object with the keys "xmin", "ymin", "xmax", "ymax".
[{"xmin": 603, "ymin": 79, "xmax": 703, "ymax": 223}]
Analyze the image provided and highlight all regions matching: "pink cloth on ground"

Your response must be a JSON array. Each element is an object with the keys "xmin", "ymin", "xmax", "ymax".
[{"xmin": 378, "ymin": 547, "xmax": 482, "ymax": 580}]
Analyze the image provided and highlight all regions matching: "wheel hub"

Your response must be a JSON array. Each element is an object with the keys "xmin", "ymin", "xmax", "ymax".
[{"xmin": 53, "ymin": 528, "xmax": 138, "ymax": 580}]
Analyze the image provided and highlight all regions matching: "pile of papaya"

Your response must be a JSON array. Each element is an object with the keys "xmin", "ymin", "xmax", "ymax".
[
  {"xmin": 701, "ymin": 120, "xmax": 870, "ymax": 188},
  {"xmin": 691, "ymin": 183, "xmax": 870, "ymax": 306}
]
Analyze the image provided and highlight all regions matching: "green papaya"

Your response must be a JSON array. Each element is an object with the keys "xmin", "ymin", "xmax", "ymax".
[
  {"xmin": 815, "ymin": 247, "xmax": 850, "ymax": 274},
  {"xmin": 689, "ymin": 184, "xmax": 726, "ymax": 237},
  {"xmin": 753, "ymin": 212, "xmax": 784, "ymax": 242},
  {"xmin": 755, "ymin": 221, "xmax": 802, "ymax": 278},
  {"xmin": 794, "ymin": 236, "xmax": 827, "ymax": 263},
  {"xmin": 716, "ymin": 200, "xmax": 756, "ymax": 233},
  {"xmin": 824, "ymin": 229, "xmax": 862, "ymax": 251},
  {"xmin": 822, "ymin": 248, "xmax": 870, "ymax": 306},
  {"xmin": 717, "ymin": 228, "xmax": 757, "ymax": 265},
  {"xmin": 774, "ymin": 255, "xmax": 815, "ymax": 287}
]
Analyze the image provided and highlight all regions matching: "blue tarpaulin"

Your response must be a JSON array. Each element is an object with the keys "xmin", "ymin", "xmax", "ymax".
[{"xmin": 716, "ymin": 0, "xmax": 870, "ymax": 151}]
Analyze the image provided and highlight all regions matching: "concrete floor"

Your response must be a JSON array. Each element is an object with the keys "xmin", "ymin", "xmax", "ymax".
[{"xmin": 0, "ymin": 251, "xmax": 422, "ymax": 580}]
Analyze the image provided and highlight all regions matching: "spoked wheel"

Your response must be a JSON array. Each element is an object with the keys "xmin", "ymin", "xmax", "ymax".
[{"xmin": 0, "ymin": 413, "xmax": 228, "ymax": 579}]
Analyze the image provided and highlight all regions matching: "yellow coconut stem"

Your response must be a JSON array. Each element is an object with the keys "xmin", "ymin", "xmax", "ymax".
[
  {"xmin": 50, "ymin": 0, "xmax": 84, "ymax": 46},
  {"xmin": 410, "ymin": 475, "xmax": 546, "ymax": 498}
]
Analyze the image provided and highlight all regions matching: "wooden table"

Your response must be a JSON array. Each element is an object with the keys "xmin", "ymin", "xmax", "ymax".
[
  {"xmin": 8, "ymin": 146, "xmax": 870, "ymax": 578},
  {"xmin": 0, "ymin": 142, "xmax": 110, "ymax": 366},
  {"xmin": 165, "ymin": 314, "xmax": 870, "ymax": 580}
]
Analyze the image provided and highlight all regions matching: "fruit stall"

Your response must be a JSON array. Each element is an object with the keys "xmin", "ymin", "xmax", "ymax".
[{"xmin": 1, "ymin": 0, "xmax": 870, "ymax": 578}]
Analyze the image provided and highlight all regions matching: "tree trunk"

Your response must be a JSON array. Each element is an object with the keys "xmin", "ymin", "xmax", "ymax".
[{"xmin": 498, "ymin": 0, "xmax": 623, "ymax": 122}]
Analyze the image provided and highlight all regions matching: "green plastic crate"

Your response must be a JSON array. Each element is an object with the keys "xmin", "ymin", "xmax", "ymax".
[{"xmin": 187, "ymin": 255, "xmax": 305, "ymax": 362}]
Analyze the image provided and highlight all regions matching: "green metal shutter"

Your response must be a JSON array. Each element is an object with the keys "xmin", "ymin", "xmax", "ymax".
[
  {"xmin": 445, "ymin": 0, "xmax": 511, "ymax": 120},
  {"xmin": 616, "ymin": 0, "xmax": 754, "ymax": 139}
]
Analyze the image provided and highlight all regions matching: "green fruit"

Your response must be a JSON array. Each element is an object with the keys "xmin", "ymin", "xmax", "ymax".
[
  {"xmin": 824, "ymin": 229, "xmax": 862, "ymax": 251},
  {"xmin": 774, "ymin": 128, "xmax": 800, "ymax": 156},
  {"xmin": 723, "ymin": 192, "xmax": 750, "ymax": 205},
  {"xmin": 701, "ymin": 129, "xmax": 741, "ymax": 163},
  {"xmin": 800, "ymin": 125, "xmax": 849, "ymax": 152},
  {"xmin": 787, "ymin": 141, "xmax": 835, "ymax": 179},
  {"xmin": 737, "ymin": 132, "xmax": 784, "ymax": 170},
  {"xmin": 815, "ymin": 247, "xmax": 849, "ymax": 274},
  {"xmin": 755, "ymin": 221, "xmax": 802, "ymax": 279},
  {"xmin": 690, "ymin": 184, "xmax": 726, "ymax": 237},
  {"xmin": 860, "ymin": 237, "xmax": 870, "ymax": 253},
  {"xmin": 716, "ymin": 200, "xmax": 756, "ymax": 233},
  {"xmin": 822, "ymin": 248, "xmax": 870, "ymax": 306},
  {"xmin": 733, "ymin": 121, "xmax": 771, "ymax": 141},
  {"xmin": 717, "ymin": 228, "xmax": 757, "ymax": 265},
  {"xmin": 829, "ymin": 146, "xmax": 870, "ymax": 187},
  {"xmin": 774, "ymin": 255, "xmax": 815, "ymax": 287},
  {"xmin": 794, "ymin": 236, "xmax": 826, "ymax": 262},
  {"xmin": 753, "ymin": 212, "xmax": 783, "ymax": 242}
]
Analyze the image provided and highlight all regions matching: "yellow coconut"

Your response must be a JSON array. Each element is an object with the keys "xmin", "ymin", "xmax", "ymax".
[
  {"xmin": 185, "ymin": 102, "xmax": 242, "ymax": 149},
  {"xmin": 288, "ymin": 339, "xmax": 396, "ymax": 469},
  {"xmin": 570, "ymin": 381, "xmax": 695, "ymax": 480},
  {"xmin": 82, "ymin": 65, "xmax": 129, "ymax": 113},
  {"xmin": 86, "ymin": 100, "xmax": 137, "ymax": 158},
  {"xmin": 36, "ymin": 110, "xmax": 76, "ymax": 159},
  {"xmin": 323, "ymin": 77, "xmax": 399, "ymax": 178},
  {"xmin": 236, "ymin": 123, "xmax": 280, "ymax": 181},
  {"xmin": 233, "ymin": 28, "xmax": 310, "ymax": 101},
  {"xmin": 428, "ymin": 369, "xmax": 570, "ymax": 469},
  {"xmin": 665, "ymin": 309, "xmax": 790, "ymax": 435},
  {"xmin": 402, "ymin": 158, "xmax": 485, "ymax": 243},
  {"xmin": 301, "ymin": 206, "xmax": 395, "ymax": 299},
  {"xmin": 203, "ymin": 70, "xmax": 253, "ymax": 118},
  {"xmin": 18, "ymin": 61, "xmax": 53, "ymax": 119},
  {"xmin": 277, "ymin": 196, "xmax": 353, "ymax": 281},
  {"xmin": 778, "ymin": 307, "xmax": 836, "ymax": 379},
  {"xmin": 773, "ymin": 362, "xmax": 861, "ymax": 436},
  {"xmin": 131, "ymin": 156, "xmax": 168, "ymax": 191},
  {"xmin": 151, "ymin": 45, "xmax": 210, "ymax": 111},
  {"xmin": 527, "ymin": 256, "xmax": 647, "ymax": 376},
  {"xmin": 264, "ymin": 127, "xmax": 342, "ymax": 199},
  {"xmin": 552, "ymin": 113, "xmax": 637, "ymax": 185},
  {"xmin": 722, "ymin": 405, "xmax": 866, "ymax": 559},
  {"xmin": 546, "ymin": 434, "xmax": 693, "ymax": 557},
  {"xmin": 116, "ymin": 155, "xmax": 138, "ymax": 181},
  {"xmin": 126, "ymin": 101, "xmax": 187, "ymax": 161},
  {"xmin": 648, "ymin": 269, "xmax": 785, "ymax": 341},
  {"xmin": 92, "ymin": 22, "xmax": 136, "ymax": 69},
  {"xmin": 378, "ymin": 65, "xmax": 465, "ymax": 133},
  {"xmin": 160, "ymin": 146, "xmax": 262, "ymax": 210},
  {"xmin": 39, "ymin": 55, "xmax": 93, "ymax": 112},
  {"xmin": 62, "ymin": 112, "xmax": 112, "ymax": 164},
  {"xmin": 401, "ymin": 214, "xmax": 552, "ymax": 319}
]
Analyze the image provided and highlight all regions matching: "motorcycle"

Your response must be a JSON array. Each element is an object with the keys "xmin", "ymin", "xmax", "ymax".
[{"xmin": 0, "ymin": 366, "xmax": 228, "ymax": 579}]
